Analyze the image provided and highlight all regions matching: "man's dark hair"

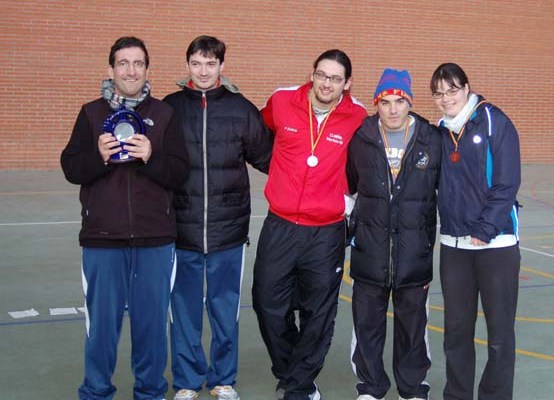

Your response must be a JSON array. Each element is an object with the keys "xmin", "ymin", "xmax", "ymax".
[
  {"xmin": 430, "ymin": 62, "xmax": 470, "ymax": 93},
  {"xmin": 186, "ymin": 35, "xmax": 226, "ymax": 63},
  {"xmin": 109, "ymin": 36, "xmax": 149, "ymax": 69},
  {"xmin": 313, "ymin": 49, "xmax": 353, "ymax": 81}
]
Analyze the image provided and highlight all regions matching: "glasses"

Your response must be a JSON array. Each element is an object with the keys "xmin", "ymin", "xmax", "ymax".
[
  {"xmin": 432, "ymin": 87, "xmax": 461, "ymax": 99},
  {"xmin": 313, "ymin": 71, "xmax": 344, "ymax": 84}
]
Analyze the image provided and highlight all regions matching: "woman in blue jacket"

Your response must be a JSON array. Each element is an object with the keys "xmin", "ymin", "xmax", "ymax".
[{"xmin": 430, "ymin": 63, "xmax": 521, "ymax": 400}]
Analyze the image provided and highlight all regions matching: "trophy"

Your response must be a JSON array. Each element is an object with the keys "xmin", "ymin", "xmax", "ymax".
[{"xmin": 103, "ymin": 106, "xmax": 146, "ymax": 163}]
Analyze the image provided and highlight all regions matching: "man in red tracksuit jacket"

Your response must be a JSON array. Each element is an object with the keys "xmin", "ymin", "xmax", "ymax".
[{"xmin": 252, "ymin": 49, "xmax": 367, "ymax": 400}]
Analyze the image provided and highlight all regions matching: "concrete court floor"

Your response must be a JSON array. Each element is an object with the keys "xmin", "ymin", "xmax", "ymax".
[{"xmin": 0, "ymin": 164, "xmax": 553, "ymax": 400}]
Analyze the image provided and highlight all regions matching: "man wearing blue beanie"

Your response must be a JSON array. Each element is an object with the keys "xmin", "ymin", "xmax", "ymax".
[
  {"xmin": 347, "ymin": 68, "xmax": 441, "ymax": 400},
  {"xmin": 373, "ymin": 68, "xmax": 414, "ymax": 106}
]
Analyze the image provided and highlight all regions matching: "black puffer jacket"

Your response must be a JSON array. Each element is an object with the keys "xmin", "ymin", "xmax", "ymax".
[
  {"xmin": 163, "ymin": 77, "xmax": 273, "ymax": 253},
  {"xmin": 347, "ymin": 112, "xmax": 441, "ymax": 288},
  {"xmin": 61, "ymin": 96, "xmax": 190, "ymax": 248}
]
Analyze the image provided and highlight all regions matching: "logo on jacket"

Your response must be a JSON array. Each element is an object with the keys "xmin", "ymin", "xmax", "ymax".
[
  {"xmin": 473, "ymin": 134, "xmax": 483, "ymax": 144},
  {"xmin": 143, "ymin": 118, "xmax": 154, "ymax": 126},
  {"xmin": 326, "ymin": 133, "xmax": 344, "ymax": 145},
  {"xmin": 284, "ymin": 126, "xmax": 298, "ymax": 133},
  {"xmin": 415, "ymin": 151, "xmax": 430, "ymax": 169}
]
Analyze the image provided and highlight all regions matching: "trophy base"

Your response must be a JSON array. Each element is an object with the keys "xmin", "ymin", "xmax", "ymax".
[{"xmin": 109, "ymin": 151, "xmax": 137, "ymax": 163}]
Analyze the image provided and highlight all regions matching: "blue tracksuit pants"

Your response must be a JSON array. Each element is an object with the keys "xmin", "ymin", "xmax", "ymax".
[
  {"xmin": 170, "ymin": 245, "xmax": 244, "ymax": 392},
  {"xmin": 78, "ymin": 244, "xmax": 176, "ymax": 400}
]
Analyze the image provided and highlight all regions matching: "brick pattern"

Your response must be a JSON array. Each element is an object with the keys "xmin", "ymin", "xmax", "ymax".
[{"xmin": 1, "ymin": 0, "xmax": 552, "ymax": 169}]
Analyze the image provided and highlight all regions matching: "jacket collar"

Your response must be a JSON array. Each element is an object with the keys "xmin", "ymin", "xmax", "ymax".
[{"xmin": 175, "ymin": 75, "xmax": 240, "ymax": 95}]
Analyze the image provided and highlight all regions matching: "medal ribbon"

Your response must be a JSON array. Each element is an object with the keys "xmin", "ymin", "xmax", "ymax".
[
  {"xmin": 308, "ymin": 98, "xmax": 335, "ymax": 158},
  {"xmin": 378, "ymin": 119, "xmax": 411, "ymax": 179},
  {"xmin": 448, "ymin": 100, "xmax": 487, "ymax": 158}
]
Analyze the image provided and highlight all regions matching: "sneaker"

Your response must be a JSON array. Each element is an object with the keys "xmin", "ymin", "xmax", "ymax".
[
  {"xmin": 210, "ymin": 385, "xmax": 240, "ymax": 400},
  {"xmin": 308, "ymin": 387, "xmax": 322, "ymax": 400},
  {"xmin": 357, "ymin": 395, "xmax": 383, "ymax": 400},
  {"xmin": 174, "ymin": 389, "xmax": 199, "ymax": 400}
]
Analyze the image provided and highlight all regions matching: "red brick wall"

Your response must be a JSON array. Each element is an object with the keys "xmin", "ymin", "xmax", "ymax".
[{"xmin": 1, "ymin": 0, "xmax": 552, "ymax": 169}]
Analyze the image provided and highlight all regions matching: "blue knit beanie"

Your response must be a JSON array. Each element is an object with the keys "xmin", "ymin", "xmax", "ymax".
[{"xmin": 373, "ymin": 68, "xmax": 413, "ymax": 105}]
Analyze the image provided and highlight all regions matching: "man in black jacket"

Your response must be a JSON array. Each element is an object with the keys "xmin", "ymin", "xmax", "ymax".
[
  {"xmin": 346, "ymin": 69, "xmax": 441, "ymax": 400},
  {"xmin": 163, "ymin": 36, "xmax": 273, "ymax": 400},
  {"xmin": 61, "ymin": 36, "xmax": 190, "ymax": 400}
]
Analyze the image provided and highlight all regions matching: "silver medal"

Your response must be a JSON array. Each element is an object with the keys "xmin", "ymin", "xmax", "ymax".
[{"xmin": 307, "ymin": 155, "xmax": 319, "ymax": 167}]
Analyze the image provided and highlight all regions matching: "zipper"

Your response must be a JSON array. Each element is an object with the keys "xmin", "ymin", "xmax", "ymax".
[
  {"xmin": 295, "ymin": 111, "xmax": 317, "ymax": 224},
  {"xmin": 375, "ymin": 133, "xmax": 395, "ymax": 287},
  {"xmin": 396, "ymin": 124, "xmax": 417, "ymax": 184},
  {"xmin": 386, "ymin": 120, "xmax": 418, "ymax": 287},
  {"xmin": 202, "ymin": 91, "xmax": 208, "ymax": 253},
  {"xmin": 385, "ymin": 146, "xmax": 394, "ymax": 287}
]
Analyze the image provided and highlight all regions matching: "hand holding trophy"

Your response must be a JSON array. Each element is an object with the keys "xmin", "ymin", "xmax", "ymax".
[{"xmin": 102, "ymin": 106, "xmax": 146, "ymax": 163}]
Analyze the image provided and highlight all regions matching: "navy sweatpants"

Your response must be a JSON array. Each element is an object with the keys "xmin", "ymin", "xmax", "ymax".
[
  {"xmin": 78, "ymin": 244, "xmax": 176, "ymax": 400},
  {"xmin": 252, "ymin": 212, "xmax": 346, "ymax": 400},
  {"xmin": 440, "ymin": 244, "xmax": 520, "ymax": 400}
]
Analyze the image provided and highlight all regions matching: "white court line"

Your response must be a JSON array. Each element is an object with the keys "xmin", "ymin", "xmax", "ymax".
[
  {"xmin": 0, "ymin": 215, "xmax": 268, "ymax": 227},
  {"xmin": 520, "ymin": 246, "xmax": 554, "ymax": 258},
  {"xmin": 2, "ymin": 219, "xmax": 553, "ymax": 259},
  {"xmin": 0, "ymin": 221, "xmax": 80, "ymax": 226}
]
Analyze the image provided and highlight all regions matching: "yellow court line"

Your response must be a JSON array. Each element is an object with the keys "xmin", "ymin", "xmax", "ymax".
[
  {"xmin": 339, "ymin": 293, "xmax": 554, "ymax": 361},
  {"xmin": 342, "ymin": 274, "xmax": 353, "ymax": 285},
  {"xmin": 516, "ymin": 349, "xmax": 554, "ymax": 361},
  {"xmin": 522, "ymin": 266, "xmax": 554, "ymax": 279},
  {"xmin": 516, "ymin": 316, "xmax": 554, "ymax": 323},
  {"xmin": 339, "ymin": 294, "xmax": 351, "ymax": 303},
  {"xmin": 430, "ymin": 305, "xmax": 554, "ymax": 324},
  {"xmin": 343, "ymin": 263, "xmax": 554, "ymax": 323}
]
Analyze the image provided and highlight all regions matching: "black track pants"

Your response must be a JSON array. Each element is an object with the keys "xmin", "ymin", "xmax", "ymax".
[
  {"xmin": 351, "ymin": 281, "xmax": 431, "ymax": 399},
  {"xmin": 440, "ymin": 244, "xmax": 520, "ymax": 400},
  {"xmin": 252, "ymin": 213, "xmax": 346, "ymax": 400}
]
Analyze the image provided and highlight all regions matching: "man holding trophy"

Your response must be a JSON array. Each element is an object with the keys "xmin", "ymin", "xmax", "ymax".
[{"xmin": 60, "ymin": 36, "xmax": 190, "ymax": 400}]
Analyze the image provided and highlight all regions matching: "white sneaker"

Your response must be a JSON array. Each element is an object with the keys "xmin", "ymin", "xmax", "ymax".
[
  {"xmin": 308, "ymin": 386, "xmax": 321, "ymax": 400},
  {"xmin": 357, "ymin": 395, "xmax": 383, "ymax": 400},
  {"xmin": 174, "ymin": 389, "xmax": 199, "ymax": 400},
  {"xmin": 210, "ymin": 385, "xmax": 240, "ymax": 400}
]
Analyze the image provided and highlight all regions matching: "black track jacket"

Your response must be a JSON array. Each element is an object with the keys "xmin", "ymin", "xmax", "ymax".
[{"xmin": 347, "ymin": 112, "xmax": 441, "ymax": 288}]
